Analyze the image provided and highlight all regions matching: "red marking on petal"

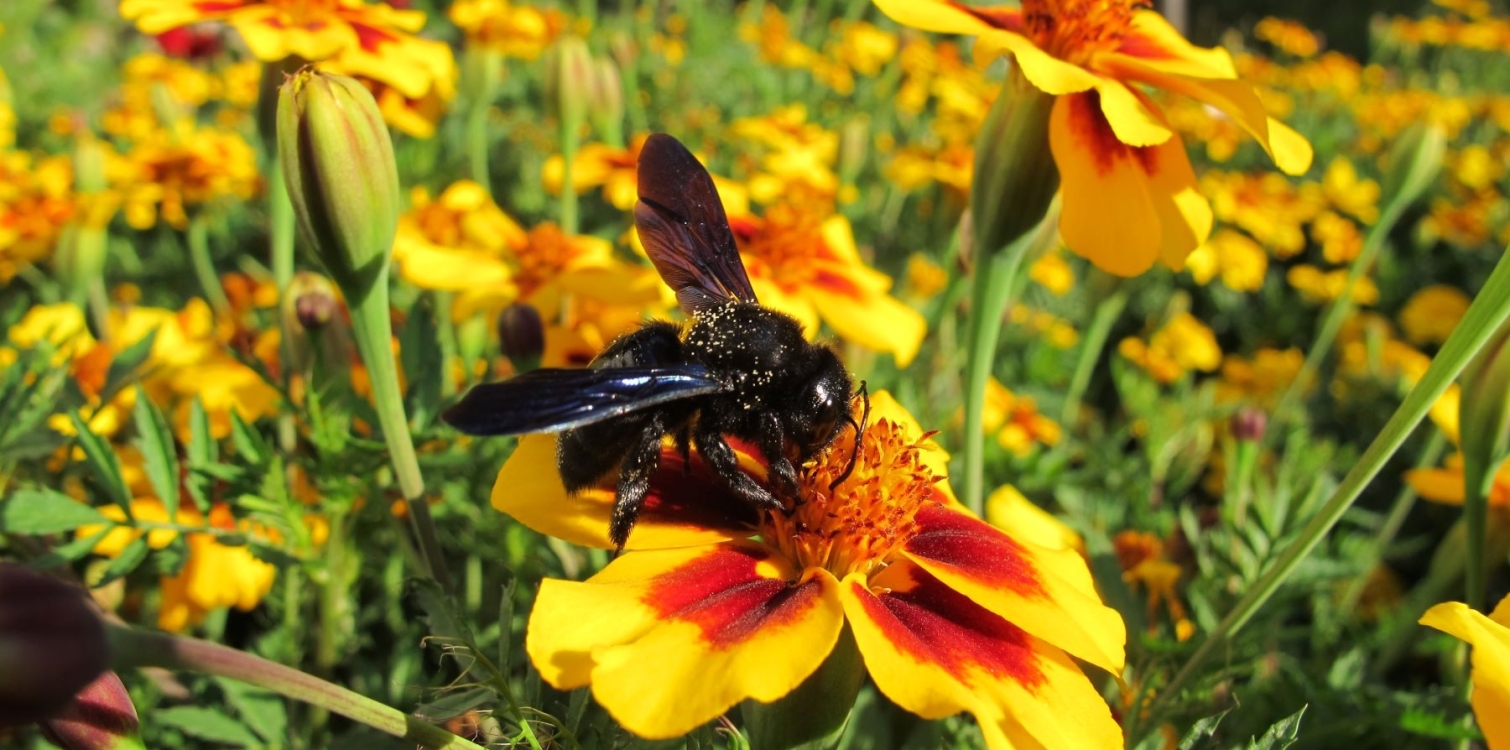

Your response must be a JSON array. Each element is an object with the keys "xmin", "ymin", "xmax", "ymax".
[
  {"xmin": 190, "ymin": 1, "xmax": 245, "ymax": 12},
  {"xmin": 1116, "ymin": 31, "xmax": 1180, "ymax": 61},
  {"xmin": 643, "ymin": 546, "xmax": 819, "ymax": 648},
  {"xmin": 950, "ymin": 2, "xmax": 1025, "ymax": 32},
  {"xmin": 905, "ymin": 505, "xmax": 1048, "ymax": 597},
  {"xmin": 637, "ymin": 446, "xmax": 762, "ymax": 531},
  {"xmin": 813, "ymin": 269, "xmax": 863, "ymax": 298},
  {"xmin": 856, "ymin": 566, "xmax": 1045, "ymax": 687},
  {"xmin": 350, "ymin": 22, "xmax": 398, "ymax": 52},
  {"xmin": 1067, "ymin": 91, "xmax": 1157, "ymax": 176},
  {"xmin": 727, "ymin": 216, "xmax": 760, "ymax": 243}
]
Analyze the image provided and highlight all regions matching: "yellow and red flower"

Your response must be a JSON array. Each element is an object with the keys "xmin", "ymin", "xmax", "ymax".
[
  {"xmin": 498, "ymin": 393, "xmax": 1125, "ymax": 746},
  {"xmin": 1421, "ymin": 594, "xmax": 1510, "ymax": 750},
  {"xmin": 875, "ymin": 0, "xmax": 1313, "ymax": 276}
]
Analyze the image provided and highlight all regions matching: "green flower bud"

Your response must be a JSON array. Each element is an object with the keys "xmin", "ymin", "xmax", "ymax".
[
  {"xmin": 1380, "ymin": 121, "xmax": 1446, "ymax": 210},
  {"xmin": 0, "ymin": 564, "xmax": 108, "ymax": 727},
  {"xmin": 496, "ymin": 302, "xmax": 544, "ymax": 370},
  {"xmin": 277, "ymin": 68, "xmax": 401, "ymax": 303},
  {"xmin": 39, "ymin": 672, "xmax": 145, "ymax": 750},
  {"xmin": 543, "ymin": 35, "xmax": 593, "ymax": 127},
  {"xmin": 970, "ymin": 67, "xmax": 1058, "ymax": 259},
  {"xmin": 587, "ymin": 55, "xmax": 624, "ymax": 144}
]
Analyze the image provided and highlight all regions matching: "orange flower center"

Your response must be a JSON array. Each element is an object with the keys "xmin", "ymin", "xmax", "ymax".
[
  {"xmin": 512, "ymin": 223, "xmax": 581, "ymax": 297},
  {"xmin": 1020, "ymin": 0, "xmax": 1145, "ymax": 64},
  {"xmin": 765, "ymin": 418, "xmax": 944, "ymax": 579},
  {"xmin": 733, "ymin": 204, "xmax": 824, "ymax": 293}
]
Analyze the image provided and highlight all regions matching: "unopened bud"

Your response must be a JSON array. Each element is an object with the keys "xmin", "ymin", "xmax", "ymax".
[
  {"xmin": 1232, "ymin": 407, "xmax": 1268, "ymax": 443},
  {"xmin": 277, "ymin": 68, "xmax": 401, "ymax": 301},
  {"xmin": 1381, "ymin": 121, "xmax": 1446, "ymax": 210},
  {"xmin": 291, "ymin": 273, "xmax": 339, "ymax": 331},
  {"xmin": 969, "ymin": 67, "xmax": 1058, "ymax": 260},
  {"xmin": 497, "ymin": 303, "xmax": 544, "ymax": 370},
  {"xmin": 0, "ymin": 564, "xmax": 108, "ymax": 727},
  {"xmin": 588, "ymin": 56, "xmax": 624, "ymax": 144},
  {"xmin": 543, "ymin": 35, "xmax": 593, "ymax": 126},
  {"xmin": 39, "ymin": 671, "xmax": 144, "ymax": 750}
]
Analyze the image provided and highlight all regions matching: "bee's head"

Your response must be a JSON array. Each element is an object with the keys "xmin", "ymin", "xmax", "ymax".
[{"xmin": 791, "ymin": 348, "xmax": 854, "ymax": 458}]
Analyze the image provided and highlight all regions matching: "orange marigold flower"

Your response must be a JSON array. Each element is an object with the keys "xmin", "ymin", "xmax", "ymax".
[
  {"xmin": 119, "ymin": 0, "xmax": 455, "ymax": 110},
  {"xmin": 497, "ymin": 392, "xmax": 1125, "ymax": 747},
  {"xmin": 876, "ymin": 0, "xmax": 1313, "ymax": 276},
  {"xmin": 449, "ymin": 0, "xmax": 567, "ymax": 60}
]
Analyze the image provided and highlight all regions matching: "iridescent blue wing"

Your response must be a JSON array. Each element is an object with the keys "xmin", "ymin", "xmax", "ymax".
[
  {"xmin": 634, "ymin": 133, "xmax": 759, "ymax": 314},
  {"xmin": 441, "ymin": 365, "xmax": 724, "ymax": 436}
]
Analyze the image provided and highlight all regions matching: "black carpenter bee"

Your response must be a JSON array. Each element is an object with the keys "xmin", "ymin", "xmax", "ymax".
[{"xmin": 442, "ymin": 133, "xmax": 867, "ymax": 548}]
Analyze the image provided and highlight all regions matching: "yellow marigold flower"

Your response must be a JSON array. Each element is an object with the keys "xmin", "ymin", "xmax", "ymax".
[
  {"xmin": 1400, "ymin": 284, "xmax": 1471, "ymax": 346},
  {"xmin": 731, "ymin": 106, "xmax": 843, "ymax": 205},
  {"xmin": 102, "ymin": 53, "xmax": 218, "ymax": 140},
  {"xmin": 883, "ymin": 142, "xmax": 973, "ymax": 198},
  {"xmin": 876, "ymin": 0, "xmax": 1312, "ymax": 276},
  {"xmin": 1421, "ymin": 191, "xmax": 1503, "ymax": 248},
  {"xmin": 543, "ymin": 135, "xmax": 645, "ymax": 211},
  {"xmin": 499, "ymin": 392, "xmax": 1125, "ymax": 747},
  {"xmin": 1421, "ymin": 594, "xmax": 1510, "ymax": 750},
  {"xmin": 1321, "ymin": 157, "xmax": 1380, "ymax": 224},
  {"xmin": 1286, "ymin": 265, "xmax": 1379, "ymax": 305},
  {"xmin": 1029, "ymin": 249, "xmax": 1075, "ymax": 296},
  {"xmin": 1254, "ymin": 17, "xmax": 1321, "ymax": 57},
  {"xmin": 1113, "ymin": 530, "xmax": 1195, "ymax": 642},
  {"xmin": 1450, "ymin": 145, "xmax": 1506, "ymax": 193},
  {"xmin": 391, "ymin": 180, "xmax": 663, "ymax": 322},
  {"xmin": 1306, "ymin": 212, "xmax": 1360, "ymax": 265},
  {"xmin": 116, "ymin": 122, "xmax": 259, "ymax": 230},
  {"xmin": 1119, "ymin": 312, "xmax": 1221, "ymax": 384},
  {"xmin": 834, "ymin": 21, "xmax": 899, "ymax": 77},
  {"xmin": 1184, "ymin": 228, "xmax": 1266, "ymax": 292},
  {"xmin": 728, "ymin": 203, "xmax": 926, "ymax": 366},
  {"xmin": 322, "ymin": 38, "xmax": 458, "ymax": 139},
  {"xmin": 1216, "ymin": 347, "xmax": 1304, "ymax": 407},
  {"xmin": 1203, "ymin": 170, "xmax": 1324, "ymax": 258},
  {"xmin": 119, "ymin": 0, "xmax": 452, "ymax": 103},
  {"xmin": 449, "ymin": 0, "xmax": 566, "ymax": 60},
  {"xmin": 986, "ymin": 485, "xmax": 1084, "ymax": 554},
  {"xmin": 903, "ymin": 252, "xmax": 949, "ymax": 302},
  {"xmin": 0, "ymin": 152, "xmax": 74, "ymax": 281}
]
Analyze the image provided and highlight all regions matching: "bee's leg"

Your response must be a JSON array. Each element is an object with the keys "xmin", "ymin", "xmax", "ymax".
[
  {"xmin": 609, "ymin": 416, "xmax": 667, "ymax": 550},
  {"xmin": 694, "ymin": 425, "xmax": 785, "ymax": 516},
  {"xmin": 756, "ymin": 412, "xmax": 799, "ymax": 502}
]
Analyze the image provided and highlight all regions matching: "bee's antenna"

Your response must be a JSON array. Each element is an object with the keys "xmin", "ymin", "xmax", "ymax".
[{"xmin": 829, "ymin": 381, "xmax": 870, "ymax": 491}]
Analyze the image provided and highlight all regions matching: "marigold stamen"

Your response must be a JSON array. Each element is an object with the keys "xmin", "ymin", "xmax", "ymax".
[
  {"xmin": 1019, "ymin": 0, "xmax": 1147, "ymax": 64},
  {"xmin": 766, "ymin": 418, "xmax": 943, "ymax": 579}
]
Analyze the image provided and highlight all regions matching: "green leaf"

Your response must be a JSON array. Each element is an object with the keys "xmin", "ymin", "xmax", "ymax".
[
  {"xmin": 93, "ymin": 536, "xmax": 151, "ymax": 587},
  {"xmin": 216, "ymin": 678, "xmax": 288, "ymax": 745},
  {"xmin": 155, "ymin": 534, "xmax": 189, "ymax": 576},
  {"xmin": 155, "ymin": 705, "xmax": 263, "ymax": 748},
  {"xmin": 414, "ymin": 687, "xmax": 494, "ymax": 724},
  {"xmin": 1247, "ymin": 705, "xmax": 1306, "ymax": 750},
  {"xmin": 33, "ymin": 528, "xmax": 111, "ymax": 568},
  {"xmin": 400, "ymin": 297, "xmax": 443, "ymax": 431},
  {"xmin": 1400, "ymin": 706, "xmax": 1482, "ymax": 741},
  {"xmin": 134, "ymin": 394, "xmax": 182, "ymax": 513},
  {"xmin": 0, "ymin": 488, "xmax": 110, "ymax": 534},
  {"xmin": 1176, "ymin": 709, "xmax": 1229, "ymax": 750},
  {"xmin": 230, "ymin": 409, "xmax": 268, "ymax": 465},
  {"xmin": 186, "ymin": 397, "xmax": 217, "ymax": 512},
  {"xmin": 100, "ymin": 329, "xmax": 158, "ymax": 405},
  {"xmin": 70, "ymin": 410, "xmax": 134, "ymax": 517}
]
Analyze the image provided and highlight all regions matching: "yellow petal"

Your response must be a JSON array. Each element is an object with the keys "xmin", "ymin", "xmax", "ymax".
[
  {"xmin": 529, "ymin": 543, "xmax": 844, "ymax": 739},
  {"xmin": 1421, "ymin": 601, "xmax": 1510, "ymax": 750},
  {"xmin": 986, "ymin": 485, "xmax": 1084, "ymax": 554},
  {"xmin": 842, "ymin": 563, "xmax": 1123, "ymax": 750},
  {"xmin": 1051, "ymin": 91, "xmax": 1209, "ymax": 276},
  {"xmin": 871, "ymin": 0, "xmax": 1009, "ymax": 35},
  {"xmin": 977, "ymin": 31, "xmax": 1100, "ymax": 95},
  {"xmin": 1093, "ymin": 78, "xmax": 1173, "ymax": 147},
  {"xmin": 808, "ymin": 286, "xmax": 926, "ymax": 367},
  {"xmin": 1112, "ymin": 10, "xmax": 1237, "ymax": 79},
  {"xmin": 1404, "ymin": 466, "xmax": 1467, "ymax": 505}
]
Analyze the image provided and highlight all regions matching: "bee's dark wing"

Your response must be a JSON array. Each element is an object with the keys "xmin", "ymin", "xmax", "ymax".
[
  {"xmin": 634, "ymin": 133, "xmax": 759, "ymax": 315},
  {"xmin": 441, "ymin": 365, "xmax": 724, "ymax": 436}
]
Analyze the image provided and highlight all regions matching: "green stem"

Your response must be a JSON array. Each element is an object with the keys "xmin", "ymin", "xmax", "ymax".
[
  {"xmin": 1464, "ymin": 460, "xmax": 1495, "ymax": 612},
  {"xmin": 187, "ymin": 216, "xmax": 231, "ymax": 317},
  {"xmin": 108, "ymin": 624, "xmax": 486, "ymax": 750},
  {"xmin": 463, "ymin": 51, "xmax": 501, "ymax": 194},
  {"xmin": 559, "ymin": 114, "xmax": 581, "ymax": 235},
  {"xmin": 1334, "ymin": 430, "xmax": 1445, "ymax": 628},
  {"xmin": 961, "ymin": 248, "xmax": 1025, "ymax": 516},
  {"xmin": 1270, "ymin": 195, "xmax": 1410, "ymax": 428},
  {"xmin": 1060, "ymin": 278, "xmax": 1128, "ymax": 424},
  {"xmin": 270, "ymin": 157, "xmax": 298, "ymax": 454},
  {"xmin": 347, "ymin": 278, "xmax": 452, "ymax": 592},
  {"xmin": 1144, "ymin": 246, "xmax": 1510, "ymax": 726}
]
